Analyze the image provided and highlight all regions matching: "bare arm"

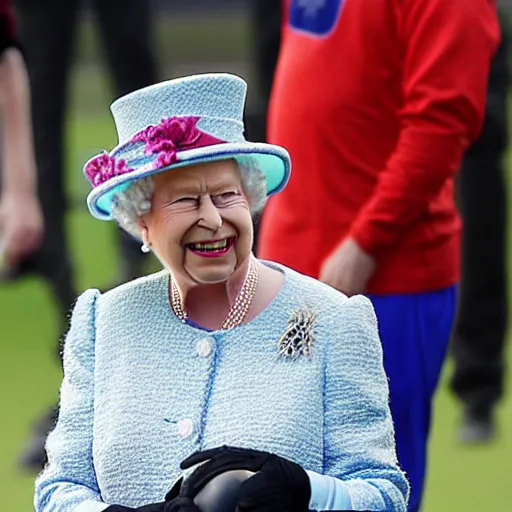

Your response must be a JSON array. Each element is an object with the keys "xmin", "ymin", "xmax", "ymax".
[
  {"xmin": 0, "ymin": 46, "xmax": 42, "ymax": 266},
  {"xmin": 0, "ymin": 46, "xmax": 36, "ymax": 192}
]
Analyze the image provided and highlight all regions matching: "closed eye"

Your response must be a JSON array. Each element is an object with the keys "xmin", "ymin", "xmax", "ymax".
[
  {"xmin": 219, "ymin": 191, "xmax": 240, "ymax": 199},
  {"xmin": 173, "ymin": 197, "xmax": 199, "ymax": 204},
  {"xmin": 211, "ymin": 191, "xmax": 242, "ymax": 207}
]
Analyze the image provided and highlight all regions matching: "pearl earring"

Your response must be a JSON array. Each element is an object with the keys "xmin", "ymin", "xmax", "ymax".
[{"xmin": 141, "ymin": 243, "xmax": 151, "ymax": 253}]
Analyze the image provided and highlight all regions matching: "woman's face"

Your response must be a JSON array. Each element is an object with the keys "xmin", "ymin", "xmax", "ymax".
[{"xmin": 141, "ymin": 159, "xmax": 254, "ymax": 285}]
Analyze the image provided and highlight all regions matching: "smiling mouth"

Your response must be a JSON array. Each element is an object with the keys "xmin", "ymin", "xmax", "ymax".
[{"xmin": 187, "ymin": 237, "xmax": 235, "ymax": 256}]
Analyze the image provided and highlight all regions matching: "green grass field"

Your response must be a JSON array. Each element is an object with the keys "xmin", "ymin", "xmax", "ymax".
[{"xmin": 1, "ymin": 15, "xmax": 511, "ymax": 512}]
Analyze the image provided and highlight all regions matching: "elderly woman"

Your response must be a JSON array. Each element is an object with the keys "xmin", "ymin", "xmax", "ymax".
[{"xmin": 35, "ymin": 74, "xmax": 408, "ymax": 512}]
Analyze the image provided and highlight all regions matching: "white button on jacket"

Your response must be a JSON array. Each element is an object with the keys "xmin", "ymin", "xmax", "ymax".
[{"xmin": 196, "ymin": 338, "xmax": 214, "ymax": 358}]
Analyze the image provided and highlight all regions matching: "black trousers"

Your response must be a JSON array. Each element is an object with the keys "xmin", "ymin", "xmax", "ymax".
[
  {"xmin": 450, "ymin": 33, "xmax": 509, "ymax": 416},
  {"xmin": 246, "ymin": 0, "xmax": 282, "ymax": 251},
  {"xmin": 13, "ymin": 0, "xmax": 158, "ymax": 333}
]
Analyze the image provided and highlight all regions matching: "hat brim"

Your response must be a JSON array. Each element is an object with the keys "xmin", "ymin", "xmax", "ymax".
[{"xmin": 86, "ymin": 142, "xmax": 291, "ymax": 220}]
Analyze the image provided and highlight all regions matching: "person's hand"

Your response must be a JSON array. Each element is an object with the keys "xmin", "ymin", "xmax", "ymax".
[
  {"xmin": 319, "ymin": 238, "xmax": 376, "ymax": 296},
  {"xmin": 165, "ymin": 478, "xmax": 202, "ymax": 511},
  {"xmin": 0, "ymin": 190, "xmax": 43, "ymax": 267},
  {"xmin": 176, "ymin": 446, "xmax": 311, "ymax": 512}
]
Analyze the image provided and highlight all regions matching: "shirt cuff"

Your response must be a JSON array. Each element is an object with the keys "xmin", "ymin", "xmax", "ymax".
[
  {"xmin": 306, "ymin": 470, "xmax": 352, "ymax": 511},
  {"xmin": 73, "ymin": 501, "xmax": 110, "ymax": 512}
]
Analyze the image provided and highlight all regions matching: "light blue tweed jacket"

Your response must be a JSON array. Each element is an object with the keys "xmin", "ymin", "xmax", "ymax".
[{"xmin": 35, "ymin": 263, "xmax": 408, "ymax": 512}]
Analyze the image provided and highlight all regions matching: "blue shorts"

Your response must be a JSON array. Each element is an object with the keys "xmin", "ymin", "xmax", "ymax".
[{"xmin": 368, "ymin": 286, "xmax": 457, "ymax": 512}]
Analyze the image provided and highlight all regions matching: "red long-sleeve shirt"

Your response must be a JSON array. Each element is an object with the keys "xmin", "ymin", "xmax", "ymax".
[{"xmin": 258, "ymin": 0, "xmax": 500, "ymax": 294}]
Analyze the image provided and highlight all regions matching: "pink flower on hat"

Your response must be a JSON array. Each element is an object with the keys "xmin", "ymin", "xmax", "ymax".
[
  {"xmin": 84, "ymin": 152, "xmax": 133, "ymax": 187},
  {"xmin": 131, "ymin": 116, "xmax": 202, "ymax": 167}
]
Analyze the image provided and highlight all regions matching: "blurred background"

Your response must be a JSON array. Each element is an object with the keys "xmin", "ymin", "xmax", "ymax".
[{"xmin": 0, "ymin": 1, "xmax": 511, "ymax": 510}]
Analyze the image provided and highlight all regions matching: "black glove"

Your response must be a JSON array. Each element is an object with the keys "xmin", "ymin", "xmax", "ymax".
[
  {"xmin": 177, "ymin": 446, "xmax": 311, "ymax": 512},
  {"xmin": 104, "ymin": 503, "xmax": 165, "ymax": 512},
  {"xmin": 164, "ymin": 497, "xmax": 202, "ymax": 512}
]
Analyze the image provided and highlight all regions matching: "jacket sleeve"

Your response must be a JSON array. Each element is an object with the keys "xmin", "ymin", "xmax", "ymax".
[
  {"xmin": 0, "ymin": 0, "xmax": 22, "ymax": 55},
  {"xmin": 349, "ymin": 0, "xmax": 500, "ymax": 256},
  {"xmin": 323, "ymin": 295, "xmax": 409, "ymax": 511},
  {"xmin": 34, "ymin": 288, "xmax": 109, "ymax": 512}
]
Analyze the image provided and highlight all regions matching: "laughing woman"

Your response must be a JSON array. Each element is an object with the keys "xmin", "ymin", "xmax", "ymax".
[{"xmin": 34, "ymin": 74, "xmax": 408, "ymax": 512}]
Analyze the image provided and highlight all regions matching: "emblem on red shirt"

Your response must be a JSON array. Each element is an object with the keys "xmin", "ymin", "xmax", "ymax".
[{"xmin": 290, "ymin": 0, "xmax": 346, "ymax": 37}]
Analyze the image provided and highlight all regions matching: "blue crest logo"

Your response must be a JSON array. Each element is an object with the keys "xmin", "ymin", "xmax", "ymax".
[{"xmin": 289, "ymin": 0, "xmax": 346, "ymax": 37}]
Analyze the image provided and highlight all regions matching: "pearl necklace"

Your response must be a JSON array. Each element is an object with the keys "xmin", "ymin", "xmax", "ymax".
[{"xmin": 170, "ymin": 258, "xmax": 259, "ymax": 330}]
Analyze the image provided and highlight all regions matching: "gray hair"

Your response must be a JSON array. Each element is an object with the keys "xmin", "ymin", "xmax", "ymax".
[{"xmin": 111, "ymin": 157, "xmax": 268, "ymax": 240}]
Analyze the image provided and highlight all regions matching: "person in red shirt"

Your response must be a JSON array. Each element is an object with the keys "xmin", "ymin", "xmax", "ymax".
[
  {"xmin": 0, "ymin": 0, "xmax": 42, "ymax": 269},
  {"xmin": 258, "ymin": 0, "xmax": 499, "ymax": 510}
]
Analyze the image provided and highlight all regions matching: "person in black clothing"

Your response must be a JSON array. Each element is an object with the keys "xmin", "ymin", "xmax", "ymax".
[
  {"xmin": 450, "ymin": 20, "xmax": 509, "ymax": 443},
  {"xmin": 245, "ymin": 0, "xmax": 282, "ymax": 251},
  {"xmin": 245, "ymin": 0, "xmax": 282, "ymax": 143},
  {"xmin": 13, "ymin": 0, "xmax": 158, "ymax": 470},
  {"xmin": 0, "ymin": 0, "xmax": 42, "ymax": 280}
]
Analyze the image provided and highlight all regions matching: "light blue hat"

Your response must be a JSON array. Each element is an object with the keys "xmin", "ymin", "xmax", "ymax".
[{"xmin": 84, "ymin": 73, "xmax": 291, "ymax": 220}]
